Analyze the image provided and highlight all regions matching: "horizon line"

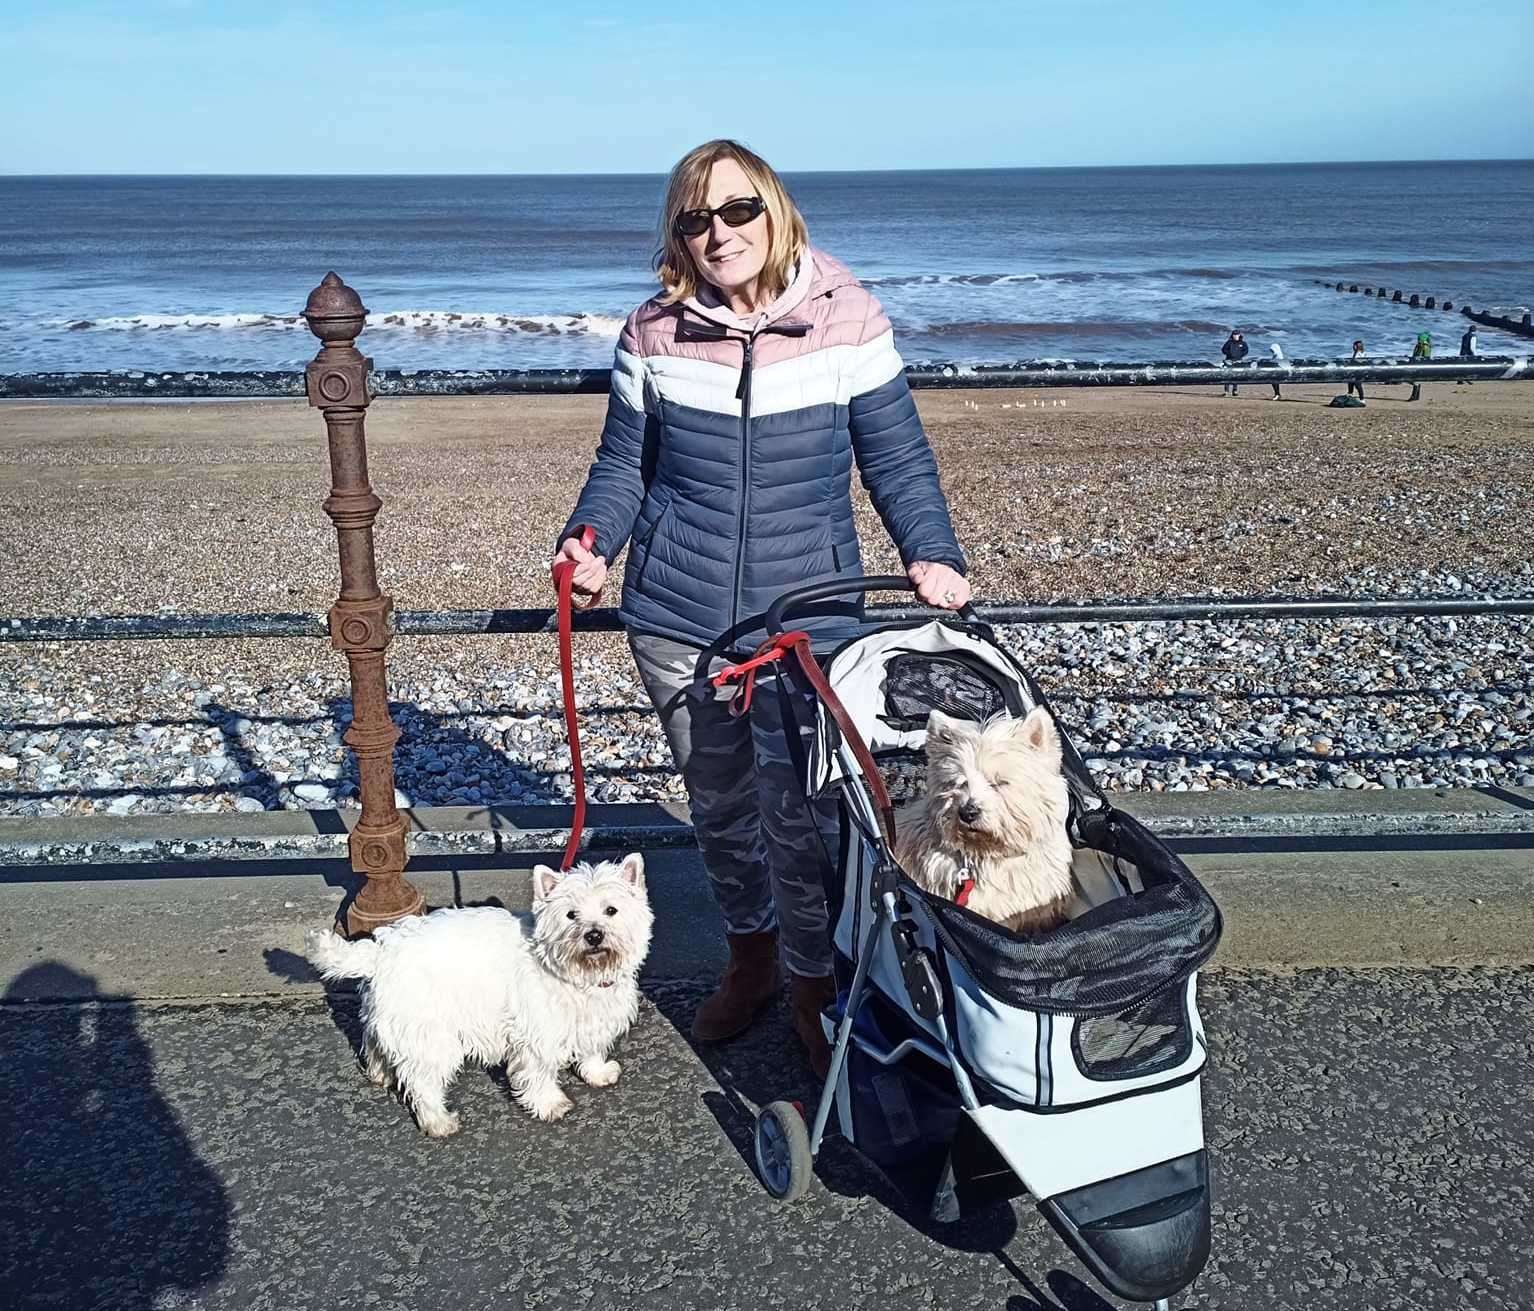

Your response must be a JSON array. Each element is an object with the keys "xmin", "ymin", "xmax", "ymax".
[{"xmin": 4, "ymin": 156, "xmax": 1532, "ymax": 180}]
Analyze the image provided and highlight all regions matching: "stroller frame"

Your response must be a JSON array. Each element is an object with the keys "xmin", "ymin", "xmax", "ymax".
[{"xmin": 735, "ymin": 577, "xmax": 1214, "ymax": 1311}]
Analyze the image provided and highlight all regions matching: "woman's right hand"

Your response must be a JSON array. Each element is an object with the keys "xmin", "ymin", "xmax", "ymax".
[{"xmin": 551, "ymin": 535, "xmax": 608, "ymax": 607}]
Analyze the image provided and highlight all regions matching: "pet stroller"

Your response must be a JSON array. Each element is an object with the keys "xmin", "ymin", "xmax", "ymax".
[{"xmin": 728, "ymin": 579, "xmax": 1224, "ymax": 1309}]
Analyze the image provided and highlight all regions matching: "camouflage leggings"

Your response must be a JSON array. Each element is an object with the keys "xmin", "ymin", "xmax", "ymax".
[{"xmin": 628, "ymin": 632, "xmax": 838, "ymax": 978}]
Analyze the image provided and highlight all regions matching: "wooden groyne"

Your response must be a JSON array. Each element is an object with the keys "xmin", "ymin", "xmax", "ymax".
[{"xmin": 1318, "ymin": 280, "xmax": 1534, "ymax": 339}]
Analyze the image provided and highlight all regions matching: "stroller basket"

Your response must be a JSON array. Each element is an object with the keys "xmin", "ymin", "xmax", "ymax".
[{"xmin": 916, "ymin": 808, "xmax": 1221, "ymax": 1018}]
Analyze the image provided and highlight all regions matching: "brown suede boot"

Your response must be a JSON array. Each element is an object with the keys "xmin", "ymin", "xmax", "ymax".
[
  {"xmin": 690, "ymin": 931, "xmax": 783, "ymax": 1043},
  {"xmin": 789, "ymin": 973, "xmax": 837, "ymax": 1081}
]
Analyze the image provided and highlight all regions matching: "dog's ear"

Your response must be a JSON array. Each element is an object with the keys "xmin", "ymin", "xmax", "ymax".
[
  {"xmin": 1017, "ymin": 705, "xmax": 1061, "ymax": 756},
  {"xmin": 619, "ymin": 852, "xmax": 645, "ymax": 887},
  {"xmin": 532, "ymin": 864, "xmax": 561, "ymax": 902},
  {"xmin": 927, "ymin": 709, "xmax": 968, "ymax": 743}
]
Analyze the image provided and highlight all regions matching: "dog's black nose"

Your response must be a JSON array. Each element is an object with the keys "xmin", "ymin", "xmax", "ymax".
[
  {"xmin": 583, "ymin": 927, "xmax": 605, "ymax": 948},
  {"xmin": 958, "ymin": 801, "xmax": 982, "ymax": 825}
]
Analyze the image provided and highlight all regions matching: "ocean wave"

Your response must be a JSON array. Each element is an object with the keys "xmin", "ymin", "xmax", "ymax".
[
  {"xmin": 45, "ymin": 310, "xmax": 627, "ymax": 337},
  {"xmin": 865, "ymin": 272, "xmax": 1042, "ymax": 287},
  {"xmin": 865, "ymin": 266, "xmax": 1245, "ymax": 288},
  {"xmin": 55, "ymin": 312, "xmax": 310, "ymax": 332}
]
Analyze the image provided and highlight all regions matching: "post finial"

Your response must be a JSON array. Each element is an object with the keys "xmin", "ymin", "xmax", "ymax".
[{"xmin": 303, "ymin": 273, "xmax": 368, "ymax": 342}]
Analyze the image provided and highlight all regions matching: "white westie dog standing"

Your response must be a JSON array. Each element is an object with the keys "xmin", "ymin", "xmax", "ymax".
[
  {"xmin": 895, "ymin": 708, "xmax": 1077, "ymax": 934},
  {"xmin": 305, "ymin": 853, "xmax": 653, "ymax": 1136}
]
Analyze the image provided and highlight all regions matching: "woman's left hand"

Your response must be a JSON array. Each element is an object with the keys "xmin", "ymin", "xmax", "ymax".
[{"xmin": 908, "ymin": 561, "xmax": 971, "ymax": 610}]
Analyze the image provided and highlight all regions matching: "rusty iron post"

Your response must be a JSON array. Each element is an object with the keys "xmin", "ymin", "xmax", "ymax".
[{"xmin": 303, "ymin": 273, "xmax": 424, "ymax": 936}]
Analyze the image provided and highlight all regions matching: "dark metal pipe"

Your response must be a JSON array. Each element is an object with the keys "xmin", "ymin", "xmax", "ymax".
[
  {"xmin": 901, "ymin": 357, "xmax": 1530, "ymax": 388},
  {"xmin": 8, "ymin": 594, "xmax": 1534, "ymax": 644},
  {"xmin": 3, "ymin": 355, "xmax": 1530, "ymax": 399},
  {"xmin": 0, "ymin": 612, "xmax": 331, "ymax": 641}
]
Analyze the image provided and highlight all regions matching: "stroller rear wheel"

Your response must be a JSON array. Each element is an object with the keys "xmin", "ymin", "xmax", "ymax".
[{"xmin": 755, "ymin": 1101, "xmax": 814, "ymax": 1202}]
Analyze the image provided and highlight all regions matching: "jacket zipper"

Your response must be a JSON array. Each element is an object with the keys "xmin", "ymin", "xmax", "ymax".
[
  {"xmin": 668, "ymin": 308, "xmax": 806, "ymax": 637},
  {"xmin": 729, "ymin": 331, "xmax": 756, "ymax": 635}
]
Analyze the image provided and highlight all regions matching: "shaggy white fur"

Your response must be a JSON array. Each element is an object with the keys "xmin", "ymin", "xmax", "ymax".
[
  {"xmin": 306, "ymin": 853, "xmax": 653, "ymax": 1136},
  {"xmin": 895, "ymin": 708, "xmax": 1076, "ymax": 934}
]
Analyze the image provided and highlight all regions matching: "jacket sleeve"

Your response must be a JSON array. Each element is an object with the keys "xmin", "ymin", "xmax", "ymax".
[
  {"xmin": 846, "ymin": 293, "xmax": 967, "ymax": 575},
  {"xmin": 556, "ymin": 321, "xmax": 649, "ymax": 563}
]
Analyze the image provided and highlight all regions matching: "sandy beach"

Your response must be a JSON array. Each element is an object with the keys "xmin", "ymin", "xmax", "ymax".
[{"xmin": 2, "ymin": 382, "xmax": 1530, "ymax": 619}]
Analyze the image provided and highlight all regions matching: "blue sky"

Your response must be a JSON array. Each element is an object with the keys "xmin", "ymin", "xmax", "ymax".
[{"xmin": 4, "ymin": 0, "xmax": 1531, "ymax": 174}]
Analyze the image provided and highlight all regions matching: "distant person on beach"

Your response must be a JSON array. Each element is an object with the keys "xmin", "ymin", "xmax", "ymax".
[
  {"xmin": 1407, "ymin": 329, "xmax": 1431, "ymax": 402},
  {"xmin": 1348, "ymin": 339, "xmax": 1366, "ymax": 401},
  {"xmin": 1266, "ymin": 341, "xmax": 1286, "ymax": 399},
  {"xmin": 552, "ymin": 138, "xmax": 967, "ymax": 1079},
  {"xmin": 1458, "ymin": 324, "xmax": 1478, "ymax": 386},
  {"xmin": 1220, "ymin": 329, "xmax": 1248, "ymax": 395}
]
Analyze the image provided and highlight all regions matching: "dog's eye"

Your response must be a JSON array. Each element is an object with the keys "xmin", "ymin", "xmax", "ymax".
[
  {"xmin": 603, "ymin": 906, "xmax": 617, "ymax": 917},
  {"xmin": 565, "ymin": 909, "xmax": 578, "ymax": 921},
  {"xmin": 992, "ymin": 778, "xmax": 1009, "ymax": 788}
]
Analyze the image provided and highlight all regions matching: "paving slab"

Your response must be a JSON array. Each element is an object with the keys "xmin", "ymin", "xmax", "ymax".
[{"xmin": 2, "ymin": 967, "xmax": 1530, "ymax": 1311}]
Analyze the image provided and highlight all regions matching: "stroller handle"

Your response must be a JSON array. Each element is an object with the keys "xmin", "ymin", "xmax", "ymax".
[{"xmin": 765, "ymin": 575, "xmax": 978, "ymax": 635}]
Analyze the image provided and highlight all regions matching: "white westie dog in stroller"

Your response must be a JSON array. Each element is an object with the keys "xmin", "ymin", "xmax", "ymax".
[
  {"xmin": 306, "ymin": 853, "xmax": 653, "ymax": 1136},
  {"xmin": 896, "ymin": 708, "xmax": 1076, "ymax": 934}
]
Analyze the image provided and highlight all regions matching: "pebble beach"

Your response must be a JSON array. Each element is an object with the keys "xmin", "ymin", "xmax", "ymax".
[{"xmin": 1, "ymin": 383, "xmax": 1530, "ymax": 818}]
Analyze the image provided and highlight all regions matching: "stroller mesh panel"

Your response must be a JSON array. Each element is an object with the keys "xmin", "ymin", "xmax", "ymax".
[
  {"xmin": 874, "ymin": 748, "xmax": 929, "ymax": 808},
  {"xmin": 878, "ymin": 652, "xmax": 1015, "ymax": 731},
  {"xmin": 1073, "ymin": 988, "xmax": 1192, "ymax": 1081}
]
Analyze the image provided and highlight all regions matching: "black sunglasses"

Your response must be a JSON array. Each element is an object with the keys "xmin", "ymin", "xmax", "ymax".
[{"xmin": 673, "ymin": 196, "xmax": 766, "ymax": 238}]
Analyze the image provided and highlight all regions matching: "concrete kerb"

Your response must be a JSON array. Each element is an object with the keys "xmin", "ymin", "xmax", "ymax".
[
  {"xmin": 2, "ymin": 788, "xmax": 1532, "ymax": 871},
  {"xmin": 0, "ymin": 800, "xmax": 696, "ymax": 872},
  {"xmin": 3, "ymin": 789, "xmax": 1532, "ymax": 1003}
]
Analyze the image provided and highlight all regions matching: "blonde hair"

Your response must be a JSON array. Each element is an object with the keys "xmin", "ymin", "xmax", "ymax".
[{"xmin": 653, "ymin": 139, "xmax": 809, "ymax": 307}]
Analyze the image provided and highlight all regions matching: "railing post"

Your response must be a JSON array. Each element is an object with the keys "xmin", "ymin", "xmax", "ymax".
[{"xmin": 303, "ymin": 273, "xmax": 424, "ymax": 936}]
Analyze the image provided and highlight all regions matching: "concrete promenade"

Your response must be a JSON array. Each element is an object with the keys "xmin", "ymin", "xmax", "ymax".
[{"xmin": 2, "ymin": 789, "xmax": 1531, "ymax": 1310}]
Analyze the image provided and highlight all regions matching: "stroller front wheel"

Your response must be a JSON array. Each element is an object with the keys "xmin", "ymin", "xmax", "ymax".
[{"xmin": 755, "ymin": 1101, "xmax": 814, "ymax": 1202}]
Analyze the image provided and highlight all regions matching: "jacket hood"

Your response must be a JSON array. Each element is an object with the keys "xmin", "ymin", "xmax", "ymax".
[{"xmin": 681, "ymin": 246, "xmax": 856, "ymax": 333}]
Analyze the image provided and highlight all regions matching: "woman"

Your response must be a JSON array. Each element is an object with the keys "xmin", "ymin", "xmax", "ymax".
[
  {"xmin": 550, "ymin": 140, "xmax": 969, "ymax": 1076},
  {"xmin": 1348, "ymin": 339, "xmax": 1366, "ymax": 401}
]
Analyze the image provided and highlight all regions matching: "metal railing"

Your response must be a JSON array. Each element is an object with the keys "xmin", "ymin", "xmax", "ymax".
[{"xmin": 7, "ymin": 593, "xmax": 1534, "ymax": 645}]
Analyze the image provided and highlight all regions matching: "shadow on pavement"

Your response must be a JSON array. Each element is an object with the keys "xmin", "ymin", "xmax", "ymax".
[
  {"xmin": 645, "ymin": 980, "xmax": 1024, "ymax": 1261},
  {"xmin": 0, "ymin": 961, "xmax": 231, "ymax": 1311}
]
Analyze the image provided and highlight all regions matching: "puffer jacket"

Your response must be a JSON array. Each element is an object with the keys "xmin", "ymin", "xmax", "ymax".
[{"xmin": 558, "ymin": 247, "xmax": 966, "ymax": 651}]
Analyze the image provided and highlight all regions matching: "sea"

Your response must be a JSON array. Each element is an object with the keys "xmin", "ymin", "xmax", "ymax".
[{"xmin": 2, "ymin": 161, "xmax": 1531, "ymax": 376}]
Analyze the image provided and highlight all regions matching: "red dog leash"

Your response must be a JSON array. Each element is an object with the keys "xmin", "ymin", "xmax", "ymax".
[
  {"xmin": 712, "ymin": 630, "xmax": 899, "ymax": 846},
  {"xmin": 550, "ymin": 525, "xmax": 597, "ymax": 871}
]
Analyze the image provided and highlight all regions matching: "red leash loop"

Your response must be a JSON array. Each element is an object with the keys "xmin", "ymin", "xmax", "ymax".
[
  {"xmin": 713, "ymin": 628, "xmax": 898, "ymax": 846},
  {"xmin": 711, "ymin": 631, "xmax": 810, "ymax": 717},
  {"xmin": 550, "ymin": 525, "xmax": 597, "ymax": 871}
]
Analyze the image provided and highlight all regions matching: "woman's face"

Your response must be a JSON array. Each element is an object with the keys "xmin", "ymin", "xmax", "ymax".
[{"xmin": 685, "ymin": 157, "xmax": 770, "ymax": 299}]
